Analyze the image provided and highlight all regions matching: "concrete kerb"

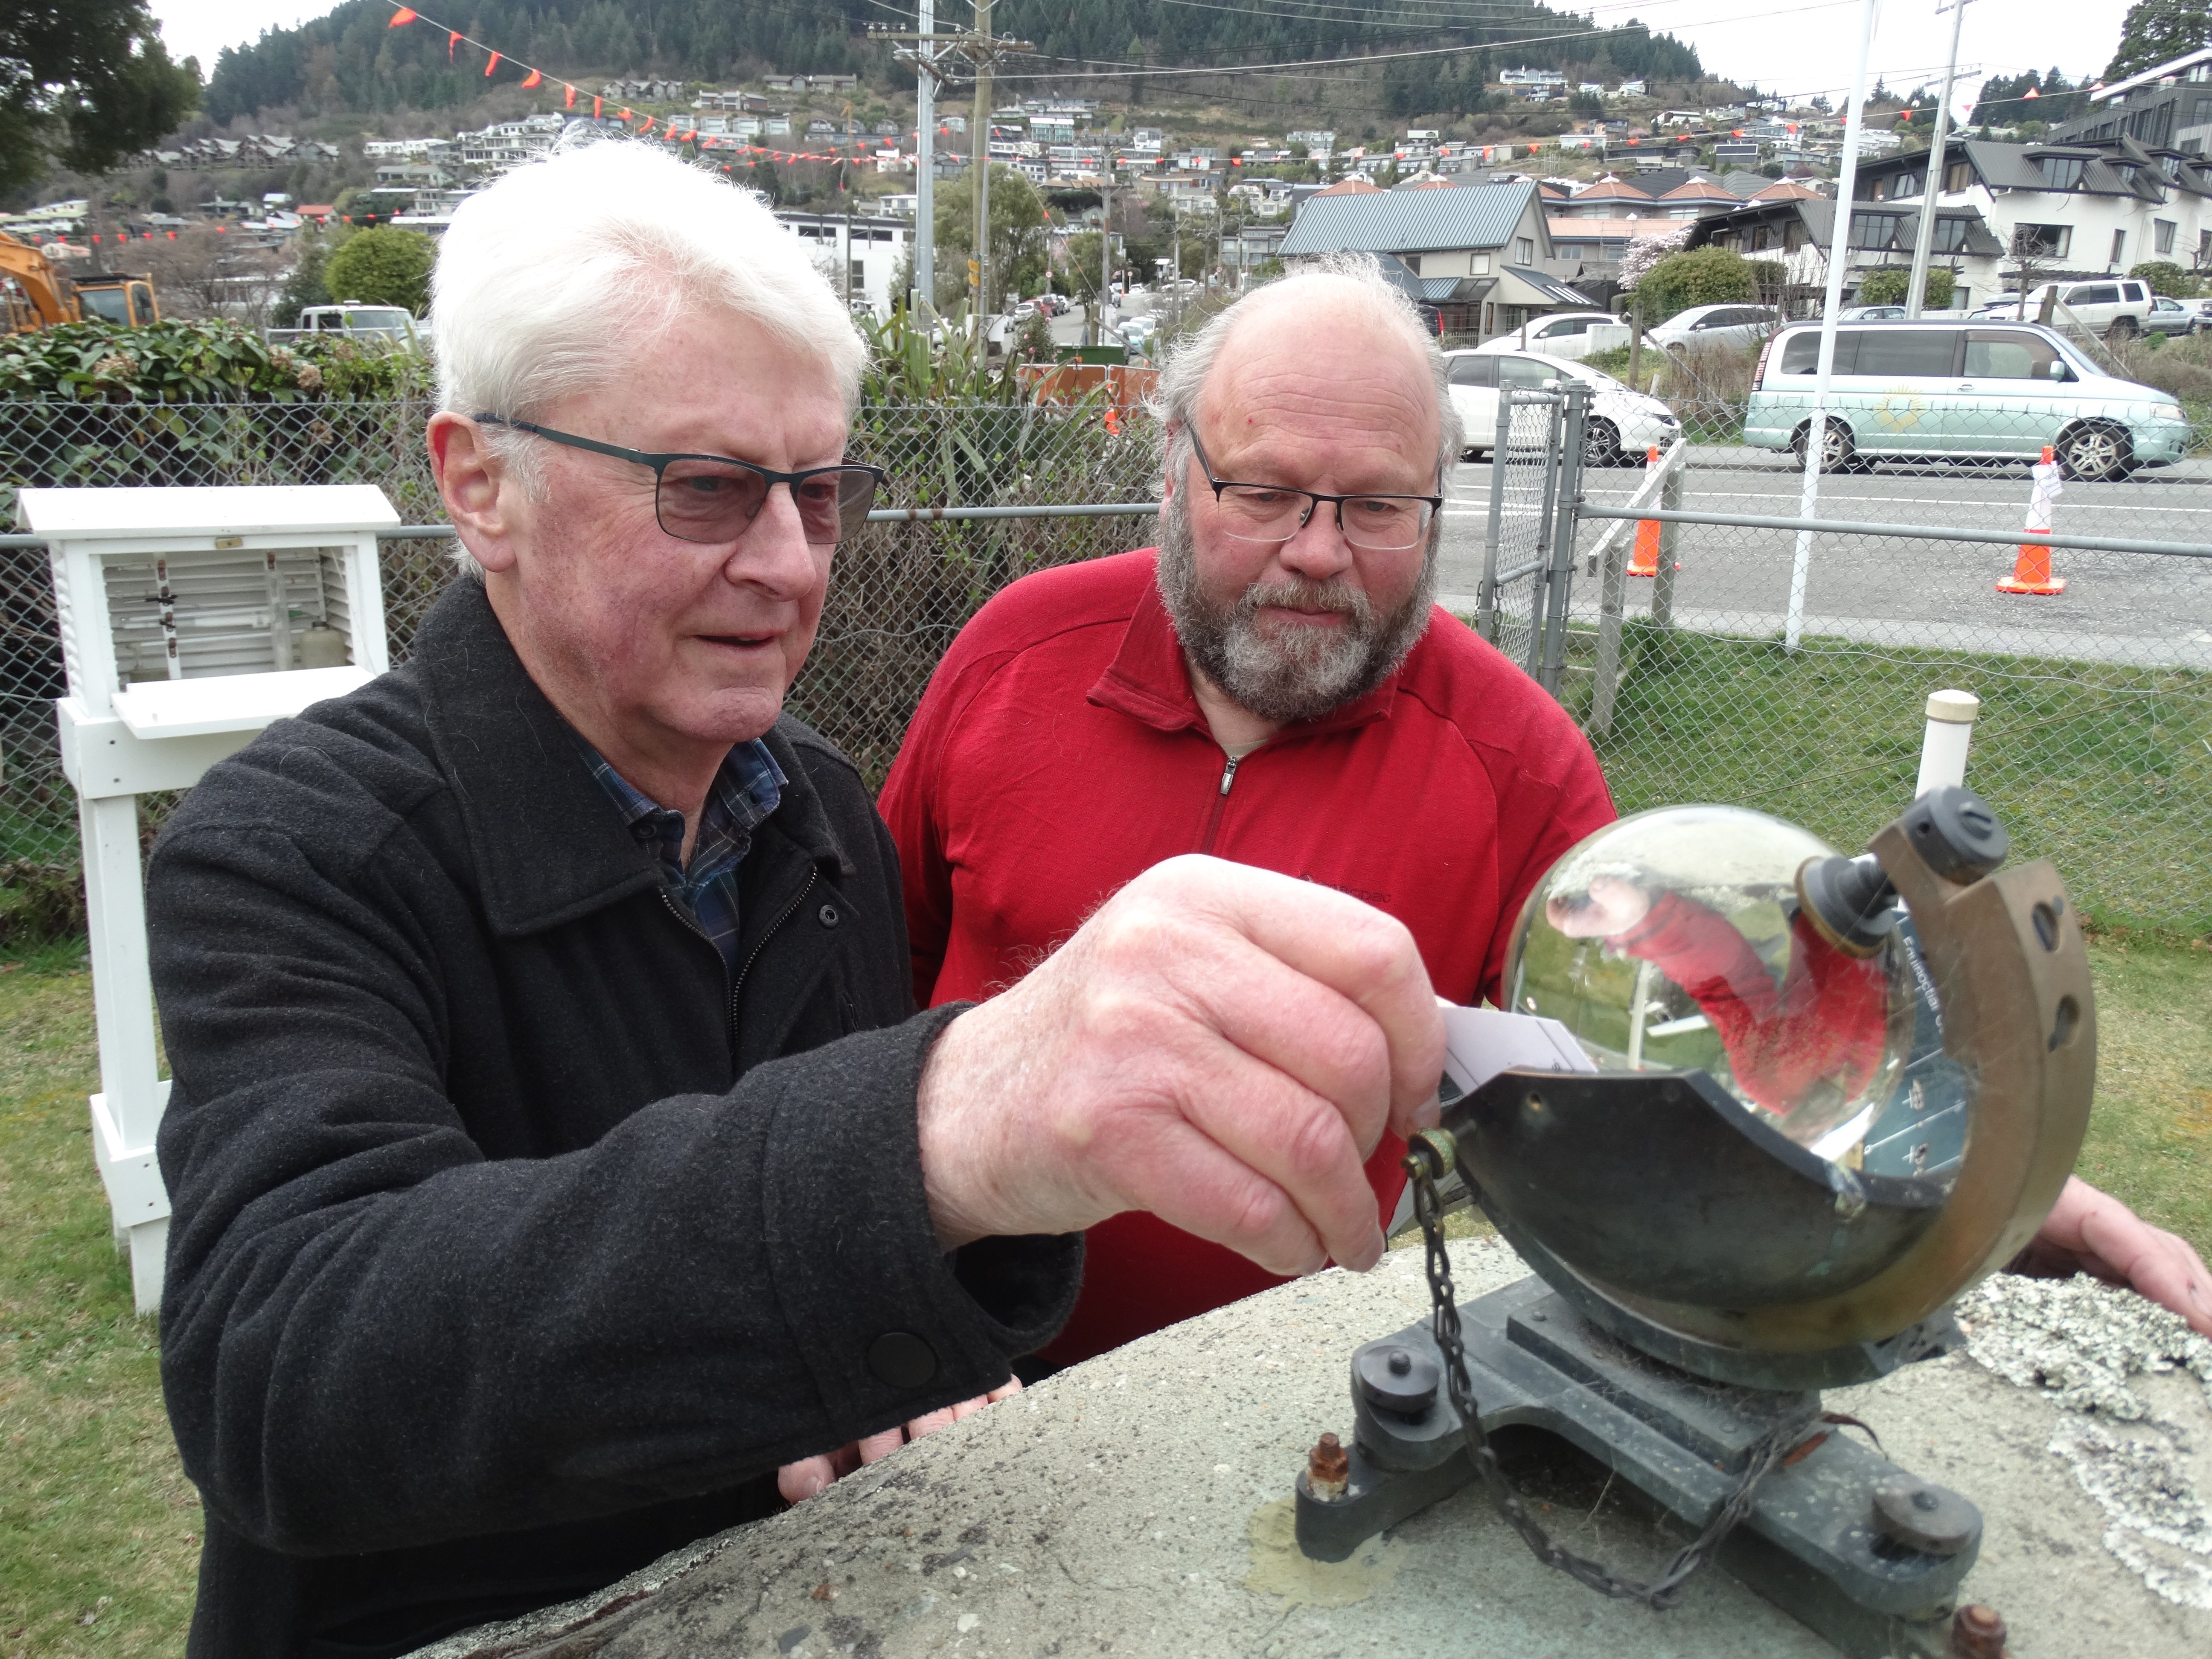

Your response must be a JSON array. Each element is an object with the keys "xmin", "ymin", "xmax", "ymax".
[{"xmin": 410, "ymin": 1240, "xmax": 2212, "ymax": 1659}]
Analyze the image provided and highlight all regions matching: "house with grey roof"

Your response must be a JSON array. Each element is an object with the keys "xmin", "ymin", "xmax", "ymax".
[
  {"xmin": 1849, "ymin": 136, "xmax": 2212, "ymax": 284},
  {"xmin": 1277, "ymin": 181, "xmax": 1592, "ymax": 338},
  {"xmin": 1685, "ymin": 195, "xmax": 2006, "ymax": 307}
]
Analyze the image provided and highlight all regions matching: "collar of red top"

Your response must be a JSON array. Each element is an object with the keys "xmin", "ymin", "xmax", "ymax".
[{"xmin": 1084, "ymin": 556, "xmax": 1405, "ymax": 739}]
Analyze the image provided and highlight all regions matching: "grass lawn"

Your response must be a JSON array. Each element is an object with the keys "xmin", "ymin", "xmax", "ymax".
[{"xmin": 2, "ymin": 936, "xmax": 2206, "ymax": 1653}]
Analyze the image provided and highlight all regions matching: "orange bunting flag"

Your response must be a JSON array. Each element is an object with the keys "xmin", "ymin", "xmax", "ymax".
[
  {"xmin": 684, "ymin": 128, "xmax": 698, "ymax": 142},
  {"xmin": 484, "ymin": 52, "xmax": 500, "ymax": 76},
  {"xmin": 619, "ymin": 107, "xmax": 631, "ymax": 121},
  {"xmin": 594, "ymin": 95, "xmax": 603, "ymax": 117},
  {"xmin": 522, "ymin": 69, "xmax": 541, "ymax": 88},
  {"xmin": 389, "ymin": 7, "xmax": 417, "ymax": 25},
  {"xmin": 448, "ymin": 30, "xmax": 460, "ymax": 59},
  {"xmin": 665, "ymin": 118, "xmax": 680, "ymax": 138},
  {"xmin": 166, "ymin": 230, "xmax": 176, "ymax": 239},
  {"xmin": 565, "ymin": 83, "xmax": 576, "ymax": 108},
  {"xmin": 90, "ymin": 234, "xmax": 99, "ymax": 244}
]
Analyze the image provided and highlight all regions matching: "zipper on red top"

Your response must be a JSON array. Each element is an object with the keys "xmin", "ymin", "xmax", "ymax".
[{"xmin": 1199, "ymin": 751, "xmax": 1244, "ymax": 855}]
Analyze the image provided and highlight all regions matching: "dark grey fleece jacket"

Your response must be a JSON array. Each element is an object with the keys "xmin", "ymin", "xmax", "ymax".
[{"xmin": 148, "ymin": 579, "xmax": 1080, "ymax": 1659}]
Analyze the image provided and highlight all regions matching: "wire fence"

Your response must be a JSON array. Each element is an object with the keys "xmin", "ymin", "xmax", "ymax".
[
  {"xmin": 1481, "ymin": 356, "xmax": 2212, "ymax": 938},
  {"xmin": 5, "ymin": 373, "xmax": 2210, "ymax": 942}
]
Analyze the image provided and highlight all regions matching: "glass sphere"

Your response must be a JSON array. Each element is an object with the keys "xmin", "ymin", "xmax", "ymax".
[{"xmin": 1504, "ymin": 805, "xmax": 1918, "ymax": 1160}]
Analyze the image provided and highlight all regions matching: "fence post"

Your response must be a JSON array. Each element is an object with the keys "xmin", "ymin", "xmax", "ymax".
[
  {"xmin": 1538, "ymin": 382, "xmax": 1590, "ymax": 696},
  {"xmin": 1477, "ymin": 385, "xmax": 1515, "ymax": 644},
  {"xmin": 1522, "ymin": 392, "xmax": 1565, "ymax": 679},
  {"xmin": 1628, "ymin": 295, "xmax": 1643, "ymax": 390},
  {"xmin": 1650, "ymin": 453, "xmax": 1683, "ymax": 629}
]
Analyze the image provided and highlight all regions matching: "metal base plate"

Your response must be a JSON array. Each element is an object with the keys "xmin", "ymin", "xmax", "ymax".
[{"xmin": 1295, "ymin": 1275, "xmax": 1980, "ymax": 1659}]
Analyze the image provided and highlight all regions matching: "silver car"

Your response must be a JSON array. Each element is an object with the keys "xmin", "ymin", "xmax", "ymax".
[
  {"xmin": 1446, "ymin": 349, "xmax": 1680, "ymax": 468},
  {"xmin": 1646, "ymin": 303, "xmax": 1784, "ymax": 350}
]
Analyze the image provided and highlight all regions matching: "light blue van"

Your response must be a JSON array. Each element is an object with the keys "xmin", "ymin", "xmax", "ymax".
[{"xmin": 1742, "ymin": 320, "xmax": 2189, "ymax": 482}]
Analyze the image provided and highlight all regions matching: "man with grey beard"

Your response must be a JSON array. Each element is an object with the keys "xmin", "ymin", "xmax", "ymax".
[{"xmin": 878, "ymin": 260, "xmax": 1617, "ymax": 1368}]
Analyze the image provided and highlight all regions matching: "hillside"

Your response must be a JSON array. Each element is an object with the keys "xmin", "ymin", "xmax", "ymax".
[{"xmin": 203, "ymin": 0, "xmax": 1706, "ymax": 125}]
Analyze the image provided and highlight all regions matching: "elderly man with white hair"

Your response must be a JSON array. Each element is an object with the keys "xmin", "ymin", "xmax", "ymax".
[{"xmin": 146, "ymin": 146, "xmax": 1445, "ymax": 1658}]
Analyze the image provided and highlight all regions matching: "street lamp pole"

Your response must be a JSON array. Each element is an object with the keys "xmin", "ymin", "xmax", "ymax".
[
  {"xmin": 915, "ymin": 0, "xmax": 934, "ymax": 312},
  {"xmin": 1905, "ymin": 0, "xmax": 1973, "ymax": 319}
]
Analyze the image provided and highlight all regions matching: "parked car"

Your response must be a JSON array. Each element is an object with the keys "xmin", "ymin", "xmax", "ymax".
[
  {"xmin": 1470, "ymin": 310, "xmax": 1643, "ymax": 361},
  {"xmin": 1839, "ymin": 304, "xmax": 1909, "ymax": 321},
  {"xmin": 268, "ymin": 302, "xmax": 424, "ymax": 349},
  {"xmin": 1743, "ymin": 319, "xmax": 2187, "ymax": 482},
  {"xmin": 1646, "ymin": 303, "xmax": 1784, "ymax": 350},
  {"xmin": 1969, "ymin": 279, "xmax": 2153, "ymax": 340},
  {"xmin": 2147, "ymin": 294, "xmax": 2197, "ymax": 336},
  {"xmin": 1445, "ymin": 349, "xmax": 1680, "ymax": 467}
]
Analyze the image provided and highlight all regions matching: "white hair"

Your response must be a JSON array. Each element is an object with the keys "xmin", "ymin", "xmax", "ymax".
[
  {"xmin": 1152, "ymin": 256, "xmax": 1463, "ymax": 490},
  {"xmin": 431, "ymin": 137, "xmax": 867, "ymax": 565}
]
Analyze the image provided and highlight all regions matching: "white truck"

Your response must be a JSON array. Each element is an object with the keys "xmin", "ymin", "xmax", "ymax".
[{"xmin": 1970, "ymin": 278, "xmax": 2154, "ymax": 341}]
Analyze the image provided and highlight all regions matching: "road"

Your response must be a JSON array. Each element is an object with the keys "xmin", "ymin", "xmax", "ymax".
[{"xmin": 1436, "ymin": 448, "xmax": 2212, "ymax": 671}]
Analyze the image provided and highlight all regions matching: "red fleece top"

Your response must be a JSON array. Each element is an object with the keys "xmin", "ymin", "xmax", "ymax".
[{"xmin": 877, "ymin": 550, "xmax": 1615, "ymax": 1365}]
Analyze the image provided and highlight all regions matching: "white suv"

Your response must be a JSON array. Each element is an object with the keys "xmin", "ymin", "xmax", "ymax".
[{"xmin": 1971, "ymin": 279, "xmax": 2153, "ymax": 340}]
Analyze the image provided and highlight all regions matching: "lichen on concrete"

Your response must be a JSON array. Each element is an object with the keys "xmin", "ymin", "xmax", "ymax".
[{"xmin": 1960, "ymin": 1273, "xmax": 2212, "ymax": 1611}]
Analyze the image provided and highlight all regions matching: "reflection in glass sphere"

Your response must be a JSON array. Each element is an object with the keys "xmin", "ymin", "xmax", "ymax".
[{"xmin": 1505, "ymin": 806, "xmax": 1918, "ymax": 1160}]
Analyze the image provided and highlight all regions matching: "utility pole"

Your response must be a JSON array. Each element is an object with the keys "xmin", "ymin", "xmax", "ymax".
[
  {"xmin": 914, "ymin": 0, "xmax": 934, "ymax": 313},
  {"xmin": 1905, "ymin": 0, "xmax": 1973, "ymax": 318},
  {"xmin": 870, "ymin": 3, "xmax": 1032, "ymax": 327},
  {"xmin": 972, "ymin": 0, "xmax": 992, "ymax": 323}
]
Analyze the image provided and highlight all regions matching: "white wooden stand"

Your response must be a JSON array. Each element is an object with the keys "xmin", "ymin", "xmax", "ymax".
[{"xmin": 18, "ymin": 486, "xmax": 399, "ymax": 1313}]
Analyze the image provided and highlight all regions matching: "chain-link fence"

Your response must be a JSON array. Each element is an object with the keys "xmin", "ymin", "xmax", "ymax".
[
  {"xmin": 6, "ymin": 372, "xmax": 2210, "ymax": 943},
  {"xmin": 0, "ymin": 397, "xmax": 1161, "ymax": 939},
  {"xmin": 1448, "ymin": 346, "xmax": 2212, "ymax": 937}
]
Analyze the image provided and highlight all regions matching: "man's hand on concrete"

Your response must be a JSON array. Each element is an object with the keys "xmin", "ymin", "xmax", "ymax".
[
  {"xmin": 916, "ymin": 856, "xmax": 1445, "ymax": 1278},
  {"xmin": 777, "ymin": 1378, "xmax": 1023, "ymax": 1504},
  {"xmin": 2018, "ymin": 1176, "xmax": 2212, "ymax": 1336}
]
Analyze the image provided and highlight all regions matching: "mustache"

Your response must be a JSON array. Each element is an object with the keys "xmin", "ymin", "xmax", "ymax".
[{"xmin": 1236, "ymin": 576, "xmax": 1374, "ymax": 625}]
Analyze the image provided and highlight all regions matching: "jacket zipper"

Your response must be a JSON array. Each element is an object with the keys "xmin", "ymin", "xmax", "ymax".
[
  {"xmin": 662, "ymin": 869, "xmax": 818, "ymax": 1068},
  {"xmin": 1198, "ymin": 753, "xmax": 1244, "ymax": 856}
]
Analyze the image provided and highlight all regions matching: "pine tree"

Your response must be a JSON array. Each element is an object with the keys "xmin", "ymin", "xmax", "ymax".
[{"xmin": 2106, "ymin": 1, "xmax": 2212, "ymax": 81}]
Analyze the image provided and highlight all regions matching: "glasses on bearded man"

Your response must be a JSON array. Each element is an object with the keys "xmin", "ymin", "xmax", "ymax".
[{"xmin": 1184, "ymin": 427, "xmax": 1442, "ymax": 553}]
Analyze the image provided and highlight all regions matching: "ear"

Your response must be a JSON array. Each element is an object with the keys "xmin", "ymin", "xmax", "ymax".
[{"xmin": 427, "ymin": 413, "xmax": 525, "ymax": 576}]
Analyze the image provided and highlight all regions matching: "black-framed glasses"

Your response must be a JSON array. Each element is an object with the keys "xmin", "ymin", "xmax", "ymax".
[
  {"xmin": 1184, "ymin": 427, "xmax": 1442, "ymax": 552},
  {"xmin": 472, "ymin": 415, "xmax": 884, "ymax": 546}
]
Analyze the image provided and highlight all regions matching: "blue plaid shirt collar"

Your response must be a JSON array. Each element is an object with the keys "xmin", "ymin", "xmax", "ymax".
[{"xmin": 581, "ymin": 738, "xmax": 786, "ymax": 974}]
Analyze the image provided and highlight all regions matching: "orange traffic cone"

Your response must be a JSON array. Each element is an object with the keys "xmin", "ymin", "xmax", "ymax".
[
  {"xmin": 1998, "ymin": 446, "xmax": 2066, "ymax": 596},
  {"xmin": 1627, "ymin": 445, "xmax": 1662, "ymax": 577}
]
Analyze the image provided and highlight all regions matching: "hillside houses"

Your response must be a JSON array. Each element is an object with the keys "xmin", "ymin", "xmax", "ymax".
[{"xmin": 143, "ymin": 134, "xmax": 341, "ymax": 171}]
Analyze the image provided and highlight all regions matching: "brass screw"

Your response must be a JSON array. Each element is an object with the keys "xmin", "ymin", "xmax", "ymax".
[
  {"xmin": 1950, "ymin": 1604, "xmax": 2008, "ymax": 1659},
  {"xmin": 1307, "ymin": 1432, "xmax": 1350, "ymax": 1501}
]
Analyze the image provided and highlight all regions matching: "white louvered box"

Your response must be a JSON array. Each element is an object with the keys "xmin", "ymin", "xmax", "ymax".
[{"xmin": 17, "ymin": 484, "xmax": 400, "ymax": 1313}]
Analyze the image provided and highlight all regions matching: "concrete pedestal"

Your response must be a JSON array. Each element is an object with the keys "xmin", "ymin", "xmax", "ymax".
[{"xmin": 413, "ymin": 1239, "xmax": 2212, "ymax": 1659}]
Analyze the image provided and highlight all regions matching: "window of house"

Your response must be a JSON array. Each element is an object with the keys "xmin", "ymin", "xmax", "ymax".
[
  {"xmin": 2037, "ymin": 155, "xmax": 2085, "ymax": 188},
  {"xmin": 1471, "ymin": 253, "xmax": 1490, "ymax": 274},
  {"xmin": 1944, "ymin": 159, "xmax": 1973, "ymax": 192},
  {"xmin": 1750, "ymin": 224, "xmax": 1774, "ymax": 251},
  {"xmin": 1964, "ymin": 330, "xmax": 2061, "ymax": 380},
  {"xmin": 1848, "ymin": 213, "xmax": 1898, "ymax": 248},
  {"xmin": 2112, "ymin": 228, "xmax": 2127, "ymax": 266},
  {"xmin": 2012, "ymin": 223, "xmax": 2071, "ymax": 258},
  {"xmin": 1891, "ymin": 171, "xmax": 1924, "ymax": 200},
  {"xmin": 1516, "ymin": 237, "xmax": 1534, "ymax": 264},
  {"xmin": 2158, "ymin": 218, "xmax": 2178, "ymax": 255},
  {"xmin": 1933, "ymin": 218, "xmax": 1968, "ymax": 253},
  {"xmin": 2201, "ymin": 229, "xmax": 2212, "ymax": 266}
]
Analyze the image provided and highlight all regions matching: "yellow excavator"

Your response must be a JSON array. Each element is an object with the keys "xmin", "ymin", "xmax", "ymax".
[{"xmin": 1, "ymin": 229, "xmax": 161, "ymax": 333}]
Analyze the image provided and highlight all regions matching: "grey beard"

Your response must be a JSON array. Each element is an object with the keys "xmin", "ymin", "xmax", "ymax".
[{"xmin": 1154, "ymin": 486, "xmax": 1439, "ymax": 726}]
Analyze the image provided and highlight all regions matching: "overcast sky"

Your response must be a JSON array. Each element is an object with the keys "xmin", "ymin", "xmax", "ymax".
[{"xmin": 146, "ymin": 0, "xmax": 2131, "ymax": 105}]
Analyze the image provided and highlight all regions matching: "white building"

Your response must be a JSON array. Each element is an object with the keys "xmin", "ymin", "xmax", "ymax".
[
  {"xmin": 1851, "ymin": 136, "xmax": 2212, "ymax": 280},
  {"xmin": 777, "ymin": 210, "xmax": 912, "ymax": 319}
]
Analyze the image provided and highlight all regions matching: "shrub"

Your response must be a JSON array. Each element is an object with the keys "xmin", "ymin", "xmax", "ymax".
[
  {"xmin": 1635, "ymin": 246, "xmax": 1758, "ymax": 324},
  {"xmin": 2129, "ymin": 260, "xmax": 2197, "ymax": 298},
  {"xmin": 1854, "ymin": 266, "xmax": 1956, "ymax": 308},
  {"xmin": 323, "ymin": 227, "xmax": 437, "ymax": 314},
  {"xmin": 0, "ymin": 318, "xmax": 428, "ymax": 402}
]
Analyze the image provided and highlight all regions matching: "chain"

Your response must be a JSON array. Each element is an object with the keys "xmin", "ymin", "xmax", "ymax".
[{"xmin": 1404, "ymin": 1135, "xmax": 1792, "ymax": 1609}]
